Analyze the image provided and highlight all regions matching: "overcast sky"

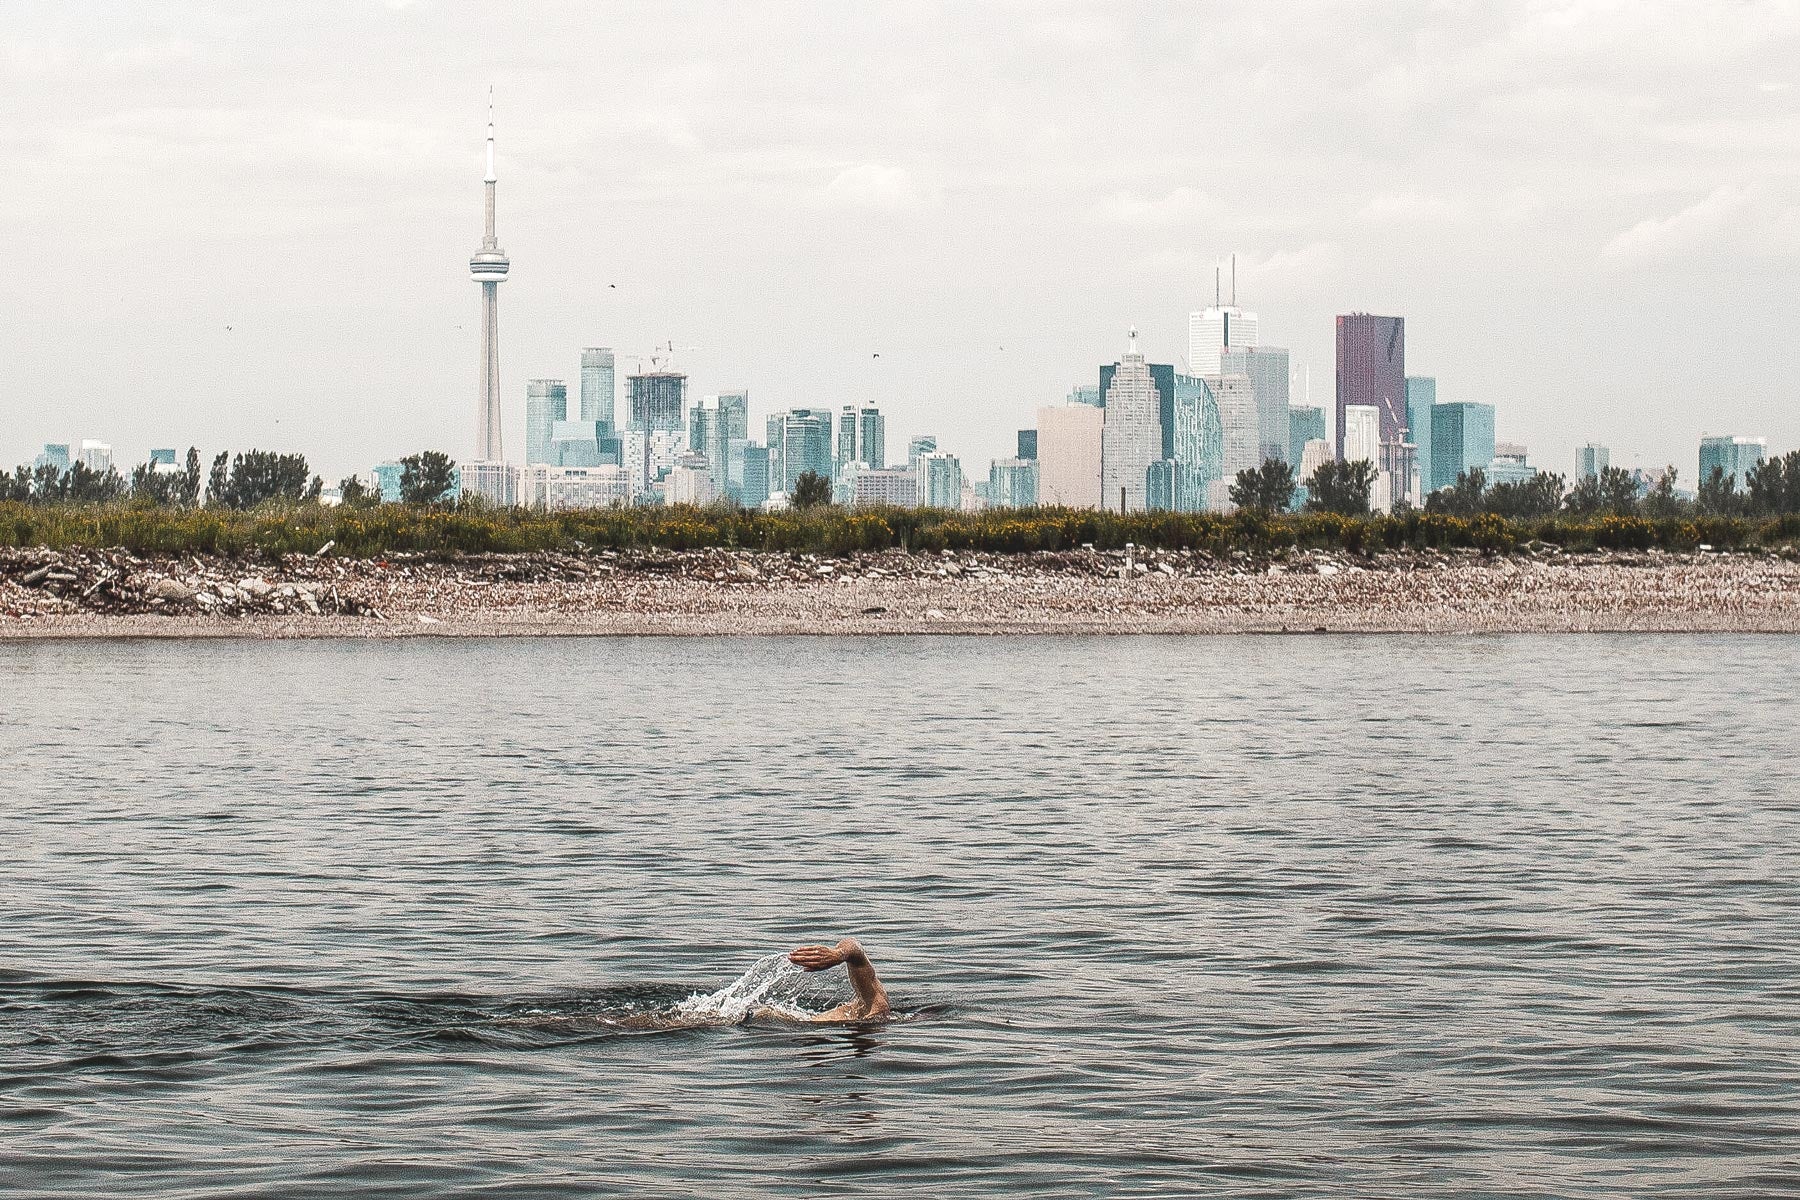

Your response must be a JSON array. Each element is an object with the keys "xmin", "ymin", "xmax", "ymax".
[{"xmin": 6, "ymin": 0, "xmax": 1798, "ymax": 483}]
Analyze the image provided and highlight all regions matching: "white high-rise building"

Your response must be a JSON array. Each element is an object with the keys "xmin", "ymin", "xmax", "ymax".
[
  {"xmin": 78, "ymin": 440, "xmax": 113, "ymax": 472},
  {"xmin": 1206, "ymin": 375, "xmax": 1259, "ymax": 512},
  {"xmin": 1298, "ymin": 439, "xmax": 1333, "ymax": 481},
  {"xmin": 1188, "ymin": 262, "xmax": 1259, "ymax": 377},
  {"xmin": 1037, "ymin": 404, "xmax": 1103, "ymax": 508},
  {"xmin": 1188, "ymin": 306, "xmax": 1259, "ymax": 377},
  {"xmin": 1342, "ymin": 405, "xmax": 1382, "ymax": 464},
  {"xmin": 1100, "ymin": 329, "xmax": 1160, "ymax": 512}
]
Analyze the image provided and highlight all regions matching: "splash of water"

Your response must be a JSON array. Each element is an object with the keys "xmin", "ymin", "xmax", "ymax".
[{"xmin": 672, "ymin": 953, "xmax": 844, "ymax": 1022}]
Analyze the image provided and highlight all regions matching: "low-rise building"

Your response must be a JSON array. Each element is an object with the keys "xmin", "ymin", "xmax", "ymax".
[
  {"xmin": 850, "ymin": 467, "xmax": 917, "ymax": 507},
  {"xmin": 522, "ymin": 464, "xmax": 631, "ymax": 510}
]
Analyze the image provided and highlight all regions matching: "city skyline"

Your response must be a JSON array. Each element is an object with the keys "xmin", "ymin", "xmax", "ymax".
[{"xmin": 7, "ymin": 3, "xmax": 1799, "ymax": 483}]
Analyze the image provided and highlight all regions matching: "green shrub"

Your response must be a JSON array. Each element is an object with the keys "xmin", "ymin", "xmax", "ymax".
[{"xmin": 3, "ymin": 499, "xmax": 1796, "ymax": 560}]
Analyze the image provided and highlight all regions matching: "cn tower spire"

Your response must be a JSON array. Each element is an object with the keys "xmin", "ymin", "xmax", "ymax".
[{"xmin": 470, "ymin": 87, "xmax": 510, "ymax": 462}]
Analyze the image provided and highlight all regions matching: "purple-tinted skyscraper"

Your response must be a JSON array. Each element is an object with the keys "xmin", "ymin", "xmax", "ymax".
[{"xmin": 1334, "ymin": 314, "xmax": 1405, "ymax": 461}]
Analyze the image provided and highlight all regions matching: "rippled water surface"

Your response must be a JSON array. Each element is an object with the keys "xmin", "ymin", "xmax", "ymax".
[{"xmin": 3, "ymin": 635, "xmax": 1798, "ymax": 1198}]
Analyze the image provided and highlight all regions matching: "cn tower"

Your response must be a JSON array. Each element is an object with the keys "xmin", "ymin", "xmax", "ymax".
[{"xmin": 470, "ymin": 88, "xmax": 509, "ymax": 461}]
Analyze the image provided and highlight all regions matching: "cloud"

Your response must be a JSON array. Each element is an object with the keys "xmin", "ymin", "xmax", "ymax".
[
  {"xmin": 1245, "ymin": 241, "xmax": 1346, "ymax": 281},
  {"xmin": 1094, "ymin": 186, "xmax": 1210, "ymax": 227},
  {"xmin": 1600, "ymin": 184, "xmax": 1784, "ymax": 260},
  {"xmin": 820, "ymin": 163, "xmax": 937, "ymax": 212}
]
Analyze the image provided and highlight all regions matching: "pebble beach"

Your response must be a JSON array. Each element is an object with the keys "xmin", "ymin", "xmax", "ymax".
[{"xmin": 4, "ymin": 544, "xmax": 1799, "ymax": 636}]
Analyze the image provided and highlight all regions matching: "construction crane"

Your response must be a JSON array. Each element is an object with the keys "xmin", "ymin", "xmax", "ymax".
[{"xmin": 618, "ymin": 341, "xmax": 700, "ymax": 373}]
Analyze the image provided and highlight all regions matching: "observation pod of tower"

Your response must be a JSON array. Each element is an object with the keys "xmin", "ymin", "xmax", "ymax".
[{"xmin": 471, "ymin": 247, "xmax": 510, "ymax": 282}]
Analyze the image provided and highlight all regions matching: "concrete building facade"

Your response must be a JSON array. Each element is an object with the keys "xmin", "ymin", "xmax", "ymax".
[{"xmin": 1036, "ymin": 404, "xmax": 1103, "ymax": 508}]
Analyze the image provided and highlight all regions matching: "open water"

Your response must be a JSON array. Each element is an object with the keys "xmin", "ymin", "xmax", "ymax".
[{"xmin": 2, "ymin": 635, "xmax": 1797, "ymax": 1198}]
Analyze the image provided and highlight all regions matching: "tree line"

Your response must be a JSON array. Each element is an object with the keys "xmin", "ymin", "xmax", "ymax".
[
  {"xmin": 1, "ymin": 449, "xmax": 459, "ymax": 508},
  {"xmin": 1226, "ymin": 451, "xmax": 1800, "ymax": 520}
]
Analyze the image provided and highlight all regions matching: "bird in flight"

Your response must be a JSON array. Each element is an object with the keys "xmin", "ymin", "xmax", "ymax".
[{"xmin": 225, "ymin": 326, "xmax": 233, "ymax": 332}]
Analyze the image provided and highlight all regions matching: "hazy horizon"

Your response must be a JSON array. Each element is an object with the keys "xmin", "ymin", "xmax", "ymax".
[{"xmin": 7, "ymin": 1, "xmax": 1798, "ymax": 485}]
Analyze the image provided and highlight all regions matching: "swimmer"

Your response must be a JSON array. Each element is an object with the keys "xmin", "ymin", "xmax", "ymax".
[
  {"xmin": 785, "ymin": 937, "xmax": 890, "ymax": 1021},
  {"xmin": 496, "ymin": 937, "xmax": 891, "ymax": 1031}
]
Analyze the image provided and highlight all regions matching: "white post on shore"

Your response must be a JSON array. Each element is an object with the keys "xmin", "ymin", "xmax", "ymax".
[{"xmin": 1123, "ymin": 542, "xmax": 1134, "ymax": 581}]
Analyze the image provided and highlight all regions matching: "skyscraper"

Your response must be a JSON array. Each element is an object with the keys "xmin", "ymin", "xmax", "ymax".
[
  {"xmin": 1170, "ymin": 373, "xmax": 1224, "ymax": 512},
  {"xmin": 859, "ymin": 408, "xmax": 885, "ymax": 470},
  {"xmin": 1430, "ymin": 402, "xmax": 1496, "ymax": 492},
  {"xmin": 988, "ymin": 459, "xmax": 1039, "ymax": 508},
  {"xmin": 1342, "ymin": 405, "xmax": 1381, "ymax": 464},
  {"xmin": 626, "ymin": 369, "xmax": 688, "ymax": 432},
  {"xmin": 1037, "ymin": 404, "xmax": 1103, "ymax": 508},
  {"xmin": 1221, "ymin": 345, "xmax": 1290, "ymax": 464},
  {"xmin": 36, "ymin": 444, "xmax": 70, "ymax": 472},
  {"xmin": 737, "ymin": 444, "xmax": 771, "ymax": 508},
  {"xmin": 1335, "ymin": 314, "xmax": 1405, "ymax": 460},
  {"xmin": 907, "ymin": 435, "xmax": 937, "ymax": 473},
  {"xmin": 716, "ymin": 391, "xmax": 750, "ymax": 441},
  {"xmin": 916, "ymin": 452, "xmax": 964, "ymax": 509},
  {"xmin": 1100, "ymin": 329, "xmax": 1160, "ymax": 512},
  {"xmin": 767, "ymin": 409, "xmax": 834, "ymax": 493},
  {"xmin": 1698, "ymin": 436, "xmax": 1767, "ymax": 489},
  {"xmin": 1016, "ymin": 430, "xmax": 1038, "ymax": 460},
  {"xmin": 835, "ymin": 405, "xmax": 885, "ymax": 475},
  {"xmin": 1102, "ymin": 360, "xmax": 1176, "ymax": 460},
  {"xmin": 470, "ymin": 90, "xmax": 510, "ymax": 462},
  {"xmin": 1188, "ymin": 261, "xmax": 1259, "ymax": 377},
  {"xmin": 580, "ymin": 349, "xmax": 615, "ymax": 430},
  {"xmin": 1208, "ymin": 375, "xmax": 1258, "ymax": 511},
  {"xmin": 78, "ymin": 440, "xmax": 113, "ymax": 472},
  {"xmin": 1405, "ymin": 376, "xmax": 1436, "ymax": 497},
  {"xmin": 1289, "ymin": 405, "xmax": 1326, "ymax": 469},
  {"xmin": 1575, "ymin": 443, "xmax": 1610, "ymax": 481},
  {"xmin": 687, "ymin": 393, "xmax": 747, "ymax": 482},
  {"xmin": 525, "ymin": 380, "xmax": 567, "ymax": 466}
]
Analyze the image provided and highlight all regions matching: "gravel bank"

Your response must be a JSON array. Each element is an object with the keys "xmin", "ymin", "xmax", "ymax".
[{"xmin": 4, "ymin": 545, "xmax": 1799, "ymax": 637}]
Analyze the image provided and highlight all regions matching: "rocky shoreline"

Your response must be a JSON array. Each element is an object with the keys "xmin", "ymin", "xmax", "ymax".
[{"xmin": 3, "ymin": 544, "xmax": 1799, "ymax": 636}]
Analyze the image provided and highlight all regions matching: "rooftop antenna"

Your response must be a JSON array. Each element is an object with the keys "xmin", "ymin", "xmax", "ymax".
[
  {"xmin": 484, "ymin": 86, "xmax": 496, "ymax": 187},
  {"xmin": 1214, "ymin": 263, "xmax": 1221, "ymax": 308},
  {"xmin": 1231, "ymin": 253, "xmax": 1237, "ymax": 307}
]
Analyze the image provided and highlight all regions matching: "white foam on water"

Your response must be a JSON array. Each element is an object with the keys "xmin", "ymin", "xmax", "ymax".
[{"xmin": 673, "ymin": 953, "xmax": 840, "ymax": 1022}]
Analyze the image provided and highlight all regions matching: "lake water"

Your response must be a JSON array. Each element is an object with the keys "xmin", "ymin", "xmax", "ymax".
[{"xmin": 2, "ymin": 635, "xmax": 1797, "ymax": 1198}]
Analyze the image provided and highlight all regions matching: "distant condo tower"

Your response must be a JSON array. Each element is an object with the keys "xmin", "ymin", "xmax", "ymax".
[{"xmin": 470, "ymin": 89, "xmax": 510, "ymax": 461}]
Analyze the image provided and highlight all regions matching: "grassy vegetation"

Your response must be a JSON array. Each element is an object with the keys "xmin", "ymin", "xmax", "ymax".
[{"xmin": 6, "ymin": 500, "xmax": 1800, "ymax": 560}]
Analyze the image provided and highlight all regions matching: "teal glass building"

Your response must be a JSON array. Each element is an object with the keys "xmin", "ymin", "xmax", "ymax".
[
  {"xmin": 1698, "ymin": 436, "xmax": 1766, "ymax": 489},
  {"xmin": 1429, "ymin": 401, "xmax": 1495, "ymax": 492},
  {"xmin": 526, "ymin": 379, "xmax": 568, "ymax": 466},
  {"xmin": 1288, "ymin": 405, "xmax": 1326, "ymax": 468},
  {"xmin": 1406, "ymin": 377, "xmax": 1436, "ymax": 495}
]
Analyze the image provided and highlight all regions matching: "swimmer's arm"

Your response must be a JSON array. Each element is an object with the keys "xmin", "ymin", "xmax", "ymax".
[{"xmin": 789, "ymin": 937, "xmax": 889, "ymax": 1019}]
